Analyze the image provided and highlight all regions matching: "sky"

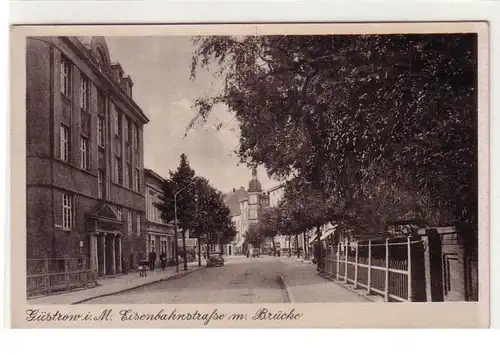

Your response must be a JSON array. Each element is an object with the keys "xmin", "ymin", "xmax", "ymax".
[{"xmin": 105, "ymin": 36, "xmax": 280, "ymax": 193}]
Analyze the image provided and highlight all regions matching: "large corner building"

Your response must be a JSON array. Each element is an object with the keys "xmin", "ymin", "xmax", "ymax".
[
  {"xmin": 26, "ymin": 36, "xmax": 149, "ymax": 277},
  {"xmin": 224, "ymin": 169, "xmax": 269, "ymax": 254}
]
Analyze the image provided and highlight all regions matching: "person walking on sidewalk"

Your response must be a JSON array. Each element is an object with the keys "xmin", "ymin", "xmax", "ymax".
[
  {"xmin": 160, "ymin": 251, "xmax": 166, "ymax": 270},
  {"xmin": 314, "ymin": 241, "xmax": 323, "ymax": 272},
  {"xmin": 139, "ymin": 259, "xmax": 148, "ymax": 277},
  {"xmin": 149, "ymin": 250, "xmax": 157, "ymax": 271}
]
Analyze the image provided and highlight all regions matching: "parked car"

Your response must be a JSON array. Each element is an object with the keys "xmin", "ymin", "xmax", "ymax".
[
  {"xmin": 251, "ymin": 249, "xmax": 260, "ymax": 258},
  {"xmin": 206, "ymin": 254, "xmax": 224, "ymax": 267}
]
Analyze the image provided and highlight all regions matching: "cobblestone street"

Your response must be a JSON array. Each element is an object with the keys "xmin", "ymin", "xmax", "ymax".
[{"xmin": 82, "ymin": 256, "xmax": 369, "ymax": 304}]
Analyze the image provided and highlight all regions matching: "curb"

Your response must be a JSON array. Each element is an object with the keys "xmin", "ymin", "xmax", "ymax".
[
  {"xmin": 277, "ymin": 275, "xmax": 294, "ymax": 303},
  {"xmin": 71, "ymin": 267, "xmax": 202, "ymax": 305},
  {"xmin": 317, "ymin": 273, "xmax": 378, "ymax": 302}
]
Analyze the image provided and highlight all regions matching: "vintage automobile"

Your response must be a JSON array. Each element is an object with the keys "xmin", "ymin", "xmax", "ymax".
[
  {"xmin": 206, "ymin": 254, "xmax": 225, "ymax": 267},
  {"xmin": 251, "ymin": 248, "xmax": 260, "ymax": 258}
]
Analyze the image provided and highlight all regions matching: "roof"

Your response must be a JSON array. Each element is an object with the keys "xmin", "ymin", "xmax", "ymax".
[
  {"xmin": 224, "ymin": 187, "xmax": 248, "ymax": 216},
  {"xmin": 267, "ymin": 183, "xmax": 286, "ymax": 193},
  {"xmin": 248, "ymin": 179, "xmax": 262, "ymax": 192}
]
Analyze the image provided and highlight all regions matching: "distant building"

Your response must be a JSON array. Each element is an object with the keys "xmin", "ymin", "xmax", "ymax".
[
  {"xmin": 267, "ymin": 183, "xmax": 285, "ymax": 208},
  {"xmin": 26, "ymin": 36, "xmax": 149, "ymax": 277},
  {"xmin": 224, "ymin": 169, "xmax": 269, "ymax": 254},
  {"xmin": 145, "ymin": 169, "xmax": 175, "ymax": 266}
]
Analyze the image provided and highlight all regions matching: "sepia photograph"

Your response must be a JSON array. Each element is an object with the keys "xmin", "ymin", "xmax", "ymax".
[{"xmin": 9, "ymin": 22, "xmax": 489, "ymax": 328}]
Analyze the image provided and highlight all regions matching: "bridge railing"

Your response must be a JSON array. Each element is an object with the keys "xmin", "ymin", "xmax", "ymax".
[{"xmin": 320, "ymin": 237, "xmax": 421, "ymax": 302}]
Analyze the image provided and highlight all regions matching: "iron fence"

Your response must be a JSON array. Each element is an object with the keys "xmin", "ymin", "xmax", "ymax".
[
  {"xmin": 320, "ymin": 237, "xmax": 421, "ymax": 302},
  {"xmin": 27, "ymin": 258, "xmax": 97, "ymax": 297}
]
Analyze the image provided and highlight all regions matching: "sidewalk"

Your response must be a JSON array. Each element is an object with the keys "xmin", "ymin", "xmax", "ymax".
[
  {"xmin": 278, "ymin": 255, "xmax": 313, "ymax": 264},
  {"xmin": 278, "ymin": 258, "xmax": 371, "ymax": 303},
  {"xmin": 28, "ymin": 262, "xmax": 201, "ymax": 305}
]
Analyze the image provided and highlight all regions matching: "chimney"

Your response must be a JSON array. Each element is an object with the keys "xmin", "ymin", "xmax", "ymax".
[
  {"xmin": 122, "ymin": 75, "xmax": 134, "ymax": 97},
  {"xmin": 110, "ymin": 62, "xmax": 124, "ymax": 85}
]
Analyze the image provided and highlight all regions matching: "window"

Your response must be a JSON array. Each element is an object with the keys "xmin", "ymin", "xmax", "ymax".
[
  {"xmin": 127, "ymin": 119, "xmax": 133, "ymax": 143},
  {"xmin": 124, "ymin": 118, "xmax": 129, "ymax": 142},
  {"xmin": 98, "ymin": 117, "xmax": 105, "ymax": 147},
  {"xmin": 116, "ymin": 206, "xmax": 123, "ymax": 220},
  {"xmin": 134, "ymin": 124, "xmax": 140, "ymax": 148},
  {"xmin": 114, "ymin": 107, "xmax": 121, "ymax": 136},
  {"xmin": 156, "ymin": 199, "xmax": 162, "ymax": 223},
  {"xmin": 98, "ymin": 169, "xmax": 105, "ymax": 199},
  {"xmin": 60, "ymin": 125, "xmax": 70, "ymax": 162},
  {"xmin": 60, "ymin": 57, "xmax": 71, "ymax": 97},
  {"xmin": 80, "ymin": 136, "xmax": 89, "ymax": 170},
  {"xmin": 135, "ymin": 150, "xmax": 140, "ymax": 167},
  {"xmin": 249, "ymin": 210, "xmax": 257, "ymax": 220},
  {"xmin": 127, "ymin": 211, "xmax": 132, "ymax": 235},
  {"xmin": 128, "ymin": 165, "xmax": 133, "ymax": 188},
  {"xmin": 80, "ymin": 76, "xmax": 90, "ymax": 111},
  {"xmin": 114, "ymin": 157, "xmax": 123, "ymax": 185},
  {"xmin": 150, "ymin": 238, "xmax": 155, "ymax": 252},
  {"xmin": 136, "ymin": 214, "xmax": 141, "ymax": 236},
  {"xmin": 97, "ymin": 91, "xmax": 106, "ymax": 116},
  {"xmin": 134, "ymin": 168, "xmax": 140, "ymax": 192},
  {"xmin": 62, "ymin": 193, "xmax": 73, "ymax": 230},
  {"xmin": 124, "ymin": 164, "xmax": 130, "ymax": 188}
]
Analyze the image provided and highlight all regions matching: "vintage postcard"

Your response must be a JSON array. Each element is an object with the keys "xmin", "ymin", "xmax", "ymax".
[{"xmin": 9, "ymin": 22, "xmax": 489, "ymax": 328}]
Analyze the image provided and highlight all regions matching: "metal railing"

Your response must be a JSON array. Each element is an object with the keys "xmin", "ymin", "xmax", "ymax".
[
  {"xmin": 27, "ymin": 258, "xmax": 97, "ymax": 297},
  {"xmin": 320, "ymin": 237, "xmax": 419, "ymax": 302}
]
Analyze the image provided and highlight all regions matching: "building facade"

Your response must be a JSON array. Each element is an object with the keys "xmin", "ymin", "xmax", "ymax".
[
  {"xmin": 224, "ymin": 169, "xmax": 269, "ymax": 254},
  {"xmin": 26, "ymin": 36, "xmax": 149, "ymax": 277},
  {"xmin": 145, "ymin": 169, "xmax": 176, "ymax": 266}
]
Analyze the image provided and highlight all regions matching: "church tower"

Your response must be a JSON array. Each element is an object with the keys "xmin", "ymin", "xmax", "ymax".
[{"xmin": 247, "ymin": 168, "xmax": 262, "ymax": 224}]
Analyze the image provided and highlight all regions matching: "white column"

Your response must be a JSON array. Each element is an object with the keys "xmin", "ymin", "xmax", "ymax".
[
  {"xmin": 111, "ymin": 235, "xmax": 116, "ymax": 274},
  {"xmin": 336, "ymin": 243, "xmax": 340, "ymax": 280},
  {"xmin": 102, "ymin": 233, "xmax": 107, "ymax": 276},
  {"xmin": 118, "ymin": 236, "xmax": 123, "ymax": 273},
  {"xmin": 407, "ymin": 236, "xmax": 412, "ymax": 301},
  {"xmin": 384, "ymin": 238, "xmax": 389, "ymax": 302},
  {"xmin": 367, "ymin": 240, "xmax": 372, "ymax": 294},
  {"xmin": 354, "ymin": 242, "xmax": 359, "ymax": 288},
  {"xmin": 91, "ymin": 234, "xmax": 98, "ymax": 275}
]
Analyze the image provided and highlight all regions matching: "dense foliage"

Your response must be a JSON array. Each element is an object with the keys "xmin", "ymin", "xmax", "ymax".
[
  {"xmin": 190, "ymin": 34, "xmax": 478, "ymax": 232},
  {"xmin": 157, "ymin": 154, "xmax": 237, "ymax": 267}
]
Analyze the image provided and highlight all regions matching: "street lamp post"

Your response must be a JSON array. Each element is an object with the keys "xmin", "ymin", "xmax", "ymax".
[{"xmin": 174, "ymin": 180, "xmax": 197, "ymax": 273}]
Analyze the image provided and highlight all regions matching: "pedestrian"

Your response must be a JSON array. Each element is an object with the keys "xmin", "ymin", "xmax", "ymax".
[
  {"xmin": 138, "ymin": 259, "xmax": 148, "ymax": 277},
  {"xmin": 149, "ymin": 250, "xmax": 157, "ymax": 271},
  {"xmin": 160, "ymin": 251, "xmax": 166, "ymax": 270},
  {"xmin": 314, "ymin": 241, "xmax": 322, "ymax": 272}
]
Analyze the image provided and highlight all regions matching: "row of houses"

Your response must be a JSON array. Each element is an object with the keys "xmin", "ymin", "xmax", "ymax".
[{"xmin": 25, "ymin": 36, "xmax": 195, "ymax": 284}]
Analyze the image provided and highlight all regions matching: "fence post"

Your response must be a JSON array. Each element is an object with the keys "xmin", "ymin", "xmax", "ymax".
[
  {"xmin": 384, "ymin": 238, "xmax": 390, "ymax": 302},
  {"xmin": 407, "ymin": 236, "xmax": 412, "ymax": 302},
  {"xmin": 329, "ymin": 248, "xmax": 333, "ymax": 278},
  {"xmin": 367, "ymin": 240, "xmax": 372, "ymax": 294},
  {"xmin": 336, "ymin": 243, "xmax": 340, "ymax": 280},
  {"xmin": 354, "ymin": 241, "xmax": 359, "ymax": 288},
  {"xmin": 344, "ymin": 242, "xmax": 348, "ymax": 283},
  {"xmin": 45, "ymin": 258, "xmax": 52, "ymax": 294}
]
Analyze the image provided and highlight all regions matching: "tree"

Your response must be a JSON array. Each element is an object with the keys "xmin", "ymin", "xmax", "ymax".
[
  {"xmin": 189, "ymin": 34, "xmax": 478, "ymax": 234},
  {"xmin": 243, "ymin": 223, "xmax": 265, "ymax": 250},
  {"xmin": 157, "ymin": 154, "xmax": 198, "ymax": 271},
  {"xmin": 192, "ymin": 176, "xmax": 237, "ymax": 260},
  {"xmin": 257, "ymin": 207, "xmax": 280, "ymax": 256}
]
